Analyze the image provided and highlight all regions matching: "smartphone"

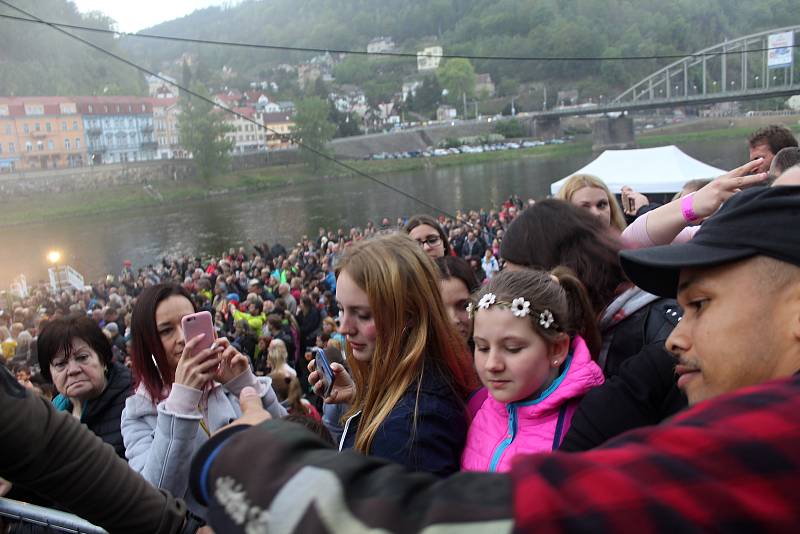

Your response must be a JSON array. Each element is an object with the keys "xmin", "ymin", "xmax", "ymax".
[
  {"xmin": 314, "ymin": 348, "xmax": 335, "ymax": 398},
  {"xmin": 181, "ymin": 311, "xmax": 217, "ymax": 358}
]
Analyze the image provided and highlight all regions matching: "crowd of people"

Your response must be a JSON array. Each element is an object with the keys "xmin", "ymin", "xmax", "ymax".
[{"xmin": 1, "ymin": 124, "xmax": 800, "ymax": 533}]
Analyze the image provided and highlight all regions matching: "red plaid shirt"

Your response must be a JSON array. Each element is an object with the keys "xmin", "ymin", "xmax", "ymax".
[
  {"xmin": 193, "ymin": 374, "xmax": 800, "ymax": 533},
  {"xmin": 513, "ymin": 374, "xmax": 800, "ymax": 532}
]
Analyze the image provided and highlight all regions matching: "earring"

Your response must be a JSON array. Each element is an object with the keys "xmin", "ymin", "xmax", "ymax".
[{"xmin": 552, "ymin": 360, "xmax": 559, "ymax": 366}]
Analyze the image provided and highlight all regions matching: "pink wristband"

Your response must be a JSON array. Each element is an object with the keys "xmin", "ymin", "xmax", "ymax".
[{"xmin": 681, "ymin": 192, "xmax": 700, "ymax": 223}]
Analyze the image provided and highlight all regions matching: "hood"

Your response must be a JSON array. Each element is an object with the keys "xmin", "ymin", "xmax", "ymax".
[{"xmin": 488, "ymin": 336, "xmax": 604, "ymax": 419}]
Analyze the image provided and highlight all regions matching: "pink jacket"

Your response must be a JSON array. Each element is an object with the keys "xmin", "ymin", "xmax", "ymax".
[{"xmin": 461, "ymin": 336, "xmax": 604, "ymax": 472}]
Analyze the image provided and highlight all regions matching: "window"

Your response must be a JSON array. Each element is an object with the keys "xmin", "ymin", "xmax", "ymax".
[
  {"xmin": 62, "ymin": 121, "xmax": 67, "ymax": 131},
  {"xmin": 116, "ymin": 105, "xmax": 121, "ymax": 113},
  {"xmin": 25, "ymin": 142, "xmax": 32, "ymax": 152},
  {"xmin": 0, "ymin": 144, "xmax": 2, "ymax": 154},
  {"xmin": 47, "ymin": 140, "xmax": 54, "ymax": 150},
  {"xmin": 72, "ymin": 121, "xmax": 78, "ymax": 131},
  {"xmin": 141, "ymin": 104, "xmax": 146, "ymax": 112},
  {"xmin": 4, "ymin": 124, "xmax": 11, "ymax": 135},
  {"xmin": 65, "ymin": 138, "xmax": 71, "ymax": 150},
  {"xmin": 75, "ymin": 138, "xmax": 80, "ymax": 149},
  {"xmin": 87, "ymin": 104, "xmax": 93, "ymax": 113},
  {"xmin": 9, "ymin": 142, "xmax": 14, "ymax": 153},
  {"xmin": 37, "ymin": 140, "xmax": 44, "ymax": 151},
  {"xmin": 46, "ymin": 122, "xmax": 52, "ymax": 132},
  {"xmin": 35, "ymin": 123, "xmax": 40, "ymax": 132}
]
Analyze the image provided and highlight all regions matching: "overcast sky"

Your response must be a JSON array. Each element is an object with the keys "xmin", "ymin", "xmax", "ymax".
[{"xmin": 71, "ymin": 0, "xmax": 241, "ymax": 33}]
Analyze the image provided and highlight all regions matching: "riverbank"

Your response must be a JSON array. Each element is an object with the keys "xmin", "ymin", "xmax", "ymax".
[
  {"xmin": 0, "ymin": 141, "xmax": 589, "ymax": 227},
  {"xmin": 3, "ymin": 117, "xmax": 798, "ymax": 227}
]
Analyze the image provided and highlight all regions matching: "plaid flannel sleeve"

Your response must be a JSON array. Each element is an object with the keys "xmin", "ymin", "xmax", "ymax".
[
  {"xmin": 513, "ymin": 375, "xmax": 800, "ymax": 532},
  {"xmin": 192, "ymin": 375, "xmax": 800, "ymax": 533}
]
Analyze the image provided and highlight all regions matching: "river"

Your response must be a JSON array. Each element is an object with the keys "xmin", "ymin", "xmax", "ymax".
[{"xmin": 1, "ymin": 137, "xmax": 748, "ymax": 287}]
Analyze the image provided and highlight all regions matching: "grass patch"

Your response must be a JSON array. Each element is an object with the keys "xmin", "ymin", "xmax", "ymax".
[{"xmin": 639, "ymin": 123, "xmax": 800, "ymax": 147}]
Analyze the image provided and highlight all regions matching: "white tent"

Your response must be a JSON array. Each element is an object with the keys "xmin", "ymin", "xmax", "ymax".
[{"xmin": 550, "ymin": 145, "xmax": 727, "ymax": 195}]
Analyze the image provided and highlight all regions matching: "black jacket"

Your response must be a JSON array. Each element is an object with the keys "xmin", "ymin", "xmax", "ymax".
[
  {"xmin": 0, "ymin": 366, "xmax": 197, "ymax": 533},
  {"xmin": 340, "ymin": 364, "xmax": 467, "ymax": 477},
  {"xmin": 560, "ymin": 299, "xmax": 688, "ymax": 452},
  {"xmin": 57, "ymin": 362, "xmax": 132, "ymax": 458}
]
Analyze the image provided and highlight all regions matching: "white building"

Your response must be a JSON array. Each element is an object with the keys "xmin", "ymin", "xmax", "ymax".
[
  {"xmin": 145, "ymin": 73, "xmax": 178, "ymax": 98},
  {"xmin": 417, "ymin": 46, "xmax": 443, "ymax": 72},
  {"xmin": 367, "ymin": 37, "xmax": 395, "ymax": 54},
  {"xmin": 402, "ymin": 80, "xmax": 423, "ymax": 102},
  {"xmin": 224, "ymin": 107, "xmax": 266, "ymax": 154}
]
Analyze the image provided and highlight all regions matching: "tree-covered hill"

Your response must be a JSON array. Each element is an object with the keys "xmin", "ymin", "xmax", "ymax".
[
  {"xmin": 2, "ymin": 0, "xmax": 799, "ymax": 98},
  {"xmin": 0, "ymin": 0, "xmax": 145, "ymax": 96}
]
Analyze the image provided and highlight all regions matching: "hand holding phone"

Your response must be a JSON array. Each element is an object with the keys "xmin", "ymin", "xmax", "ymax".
[
  {"xmin": 313, "ymin": 348, "xmax": 335, "ymax": 399},
  {"xmin": 174, "ymin": 311, "xmax": 221, "ymax": 390}
]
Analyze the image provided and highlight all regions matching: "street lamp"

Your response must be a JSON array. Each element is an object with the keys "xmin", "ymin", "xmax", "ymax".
[{"xmin": 47, "ymin": 250, "xmax": 62, "ymax": 292}]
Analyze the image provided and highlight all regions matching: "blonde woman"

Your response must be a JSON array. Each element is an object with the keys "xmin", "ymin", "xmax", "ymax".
[
  {"xmin": 309, "ymin": 232, "xmax": 477, "ymax": 476},
  {"xmin": 556, "ymin": 174, "xmax": 627, "ymax": 232},
  {"xmin": 267, "ymin": 338, "xmax": 296, "ymax": 380}
]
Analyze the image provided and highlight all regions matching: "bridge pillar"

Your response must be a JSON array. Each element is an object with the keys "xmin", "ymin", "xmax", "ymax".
[
  {"xmin": 592, "ymin": 116, "xmax": 636, "ymax": 151},
  {"xmin": 529, "ymin": 117, "xmax": 562, "ymax": 140}
]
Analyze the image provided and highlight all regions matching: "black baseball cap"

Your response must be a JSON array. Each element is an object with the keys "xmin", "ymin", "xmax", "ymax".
[{"xmin": 620, "ymin": 186, "xmax": 800, "ymax": 298}]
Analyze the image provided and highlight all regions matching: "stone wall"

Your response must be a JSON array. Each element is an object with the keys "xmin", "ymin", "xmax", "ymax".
[{"xmin": 0, "ymin": 150, "xmax": 302, "ymax": 197}]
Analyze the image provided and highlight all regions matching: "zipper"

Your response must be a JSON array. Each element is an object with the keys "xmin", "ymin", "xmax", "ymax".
[
  {"xmin": 339, "ymin": 410, "xmax": 361, "ymax": 451},
  {"xmin": 488, "ymin": 404, "xmax": 517, "ymax": 472}
]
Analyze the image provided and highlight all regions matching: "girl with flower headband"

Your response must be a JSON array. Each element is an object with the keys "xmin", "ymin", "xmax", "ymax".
[{"xmin": 461, "ymin": 267, "xmax": 605, "ymax": 472}]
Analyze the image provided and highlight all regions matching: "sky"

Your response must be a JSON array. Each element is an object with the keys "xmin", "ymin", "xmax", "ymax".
[{"xmin": 71, "ymin": 0, "xmax": 241, "ymax": 33}]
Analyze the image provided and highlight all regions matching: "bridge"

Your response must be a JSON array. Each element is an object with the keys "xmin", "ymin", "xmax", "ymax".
[
  {"xmin": 524, "ymin": 26, "xmax": 800, "ymax": 148},
  {"xmin": 532, "ymin": 25, "xmax": 800, "ymax": 120}
]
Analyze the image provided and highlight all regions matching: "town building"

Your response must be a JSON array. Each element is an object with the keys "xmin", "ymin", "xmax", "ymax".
[
  {"xmin": 224, "ymin": 107, "xmax": 265, "ymax": 154},
  {"xmin": 146, "ymin": 73, "xmax": 178, "ymax": 99},
  {"xmin": 437, "ymin": 105, "xmax": 457, "ymax": 121},
  {"xmin": 367, "ymin": 37, "xmax": 395, "ymax": 54},
  {"xmin": 402, "ymin": 80, "xmax": 423, "ymax": 102},
  {"xmin": 77, "ymin": 97, "xmax": 157, "ymax": 165},
  {"xmin": 262, "ymin": 112, "xmax": 295, "ymax": 150},
  {"xmin": 475, "ymin": 74, "xmax": 496, "ymax": 98},
  {"xmin": 0, "ymin": 96, "xmax": 88, "ymax": 171},
  {"xmin": 151, "ymin": 97, "xmax": 186, "ymax": 159},
  {"xmin": 417, "ymin": 46, "xmax": 443, "ymax": 71}
]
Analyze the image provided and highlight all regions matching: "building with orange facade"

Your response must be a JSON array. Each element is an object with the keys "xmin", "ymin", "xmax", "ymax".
[{"xmin": 0, "ymin": 97, "xmax": 88, "ymax": 171}]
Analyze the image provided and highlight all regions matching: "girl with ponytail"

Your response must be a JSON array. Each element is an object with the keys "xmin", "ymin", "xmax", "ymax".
[{"xmin": 461, "ymin": 267, "xmax": 604, "ymax": 472}]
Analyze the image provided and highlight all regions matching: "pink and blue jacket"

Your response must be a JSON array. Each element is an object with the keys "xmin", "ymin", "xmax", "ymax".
[{"xmin": 461, "ymin": 336, "xmax": 604, "ymax": 472}]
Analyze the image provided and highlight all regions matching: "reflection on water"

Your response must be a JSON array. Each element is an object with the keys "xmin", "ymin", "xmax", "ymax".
[{"xmin": 1, "ymin": 138, "xmax": 747, "ymax": 286}]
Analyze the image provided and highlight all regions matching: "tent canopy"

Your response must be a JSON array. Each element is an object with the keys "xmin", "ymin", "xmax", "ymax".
[{"xmin": 550, "ymin": 145, "xmax": 727, "ymax": 195}]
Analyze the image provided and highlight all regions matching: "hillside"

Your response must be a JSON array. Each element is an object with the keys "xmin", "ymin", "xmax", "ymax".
[
  {"xmin": 0, "ymin": 0, "xmax": 145, "ymax": 96},
  {"xmin": 120, "ymin": 0, "xmax": 800, "ymax": 96},
  {"xmin": 2, "ymin": 0, "xmax": 799, "ymax": 98}
]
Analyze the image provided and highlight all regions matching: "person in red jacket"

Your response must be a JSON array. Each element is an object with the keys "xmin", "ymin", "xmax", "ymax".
[{"xmin": 190, "ymin": 186, "xmax": 800, "ymax": 533}]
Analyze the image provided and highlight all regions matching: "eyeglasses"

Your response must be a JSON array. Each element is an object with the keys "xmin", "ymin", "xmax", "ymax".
[{"xmin": 415, "ymin": 235, "xmax": 442, "ymax": 248}]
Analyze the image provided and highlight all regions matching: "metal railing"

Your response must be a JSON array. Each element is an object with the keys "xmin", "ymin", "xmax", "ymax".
[{"xmin": 0, "ymin": 498, "xmax": 107, "ymax": 534}]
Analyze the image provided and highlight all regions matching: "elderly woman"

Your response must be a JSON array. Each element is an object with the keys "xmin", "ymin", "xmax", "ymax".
[{"xmin": 37, "ymin": 314, "xmax": 132, "ymax": 458}]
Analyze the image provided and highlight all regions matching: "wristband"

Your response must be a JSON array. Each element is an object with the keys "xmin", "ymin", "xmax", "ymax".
[{"xmin": 681, "ymin": 192, "xmax": 700, "ymax": 223}]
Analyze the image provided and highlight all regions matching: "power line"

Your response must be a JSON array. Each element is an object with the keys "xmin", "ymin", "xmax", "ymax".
[
  {"xmin": 0, "ymin": 0, "xmax": 462, "ymax": 222},
  {"xmin": 1, "ymin": 11, "xmax": 798, "ymax": 63}
]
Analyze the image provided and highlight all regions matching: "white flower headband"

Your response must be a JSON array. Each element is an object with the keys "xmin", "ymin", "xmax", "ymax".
[{"xmin": 467, "ymin": 292, "xmax": 558, "ymax": 330}]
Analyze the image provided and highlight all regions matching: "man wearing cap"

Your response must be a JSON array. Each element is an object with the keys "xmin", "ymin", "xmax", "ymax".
[
  {"xmin": 188, "ymin": 188, "xmax": 800, "ymax": 533},
  {"xmin": 620, "ymin": 185, "xmax": 800, "ymax": 405}
]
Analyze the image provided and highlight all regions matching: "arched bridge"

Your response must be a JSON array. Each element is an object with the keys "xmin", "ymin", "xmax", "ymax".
[{"xmin": 532, "ymin": 25, "xmax": 800, "ymax": 119}]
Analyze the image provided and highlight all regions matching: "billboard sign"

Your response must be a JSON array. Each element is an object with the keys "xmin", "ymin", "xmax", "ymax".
[{"xmin": 768, "ymin": 31, "xmax": 794, "ymax": 69}]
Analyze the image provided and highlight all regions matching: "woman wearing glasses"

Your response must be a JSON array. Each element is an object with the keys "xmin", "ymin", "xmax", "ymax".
[
  {"xmin": 404, "ymin": 214, "xmax": 451, "ymax": 259},
  {"xmin": 37, "ymin": 314, "xmax": 133, "ymax": 458}
]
